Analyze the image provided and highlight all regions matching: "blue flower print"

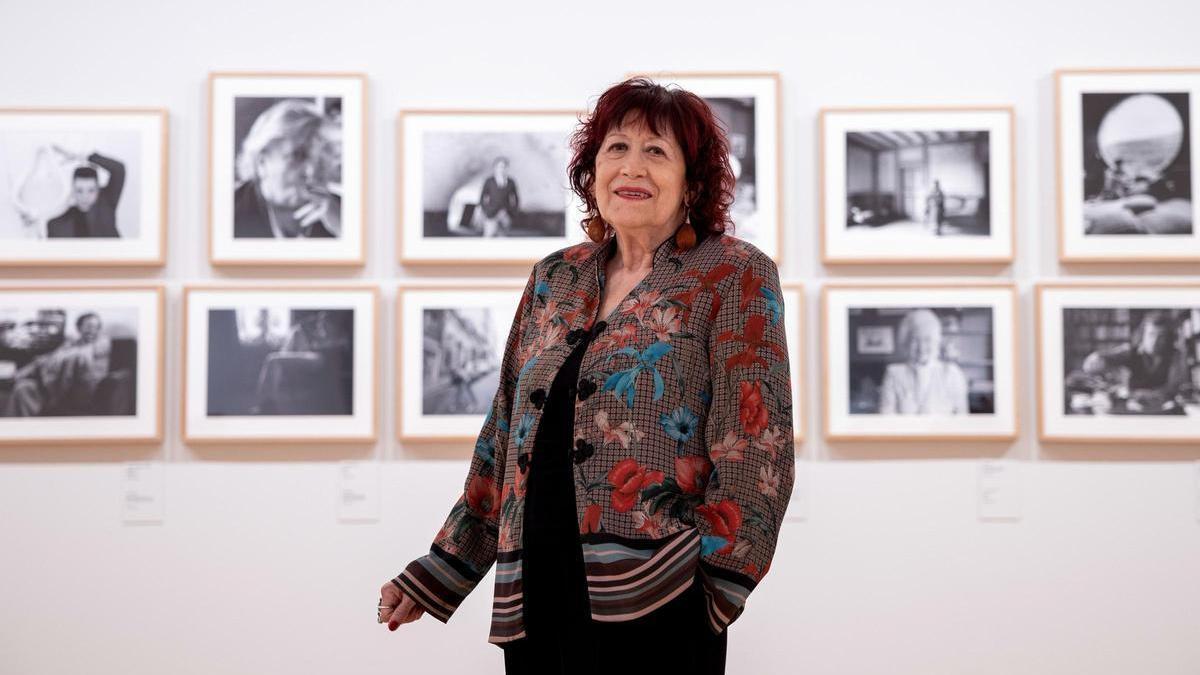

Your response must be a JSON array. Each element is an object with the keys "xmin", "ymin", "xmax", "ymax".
[
  {"xmin": 659, "ymin": 406, "xmax": 699, "ymax": 443},
  {"xmin": 603, "ymin": 341, "xmax": 672, "ymax": 408},
  {"xmin": 514, "ymin": 413, "xmax": 536, "ymax": 448}
]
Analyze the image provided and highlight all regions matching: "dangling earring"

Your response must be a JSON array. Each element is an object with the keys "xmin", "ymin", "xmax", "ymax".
[
  {"xmin": 585, "ymin": 213, "xmax": 607, "ymax": 242},
  {"xmin": 675, "ymin": 205, "xmax": 697, "ymax": 250}
]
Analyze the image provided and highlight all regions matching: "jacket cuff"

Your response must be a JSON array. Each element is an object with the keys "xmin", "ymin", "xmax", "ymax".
[
  {"xmin": 392, "ymin": 545, "xmax": 485, "ymax": 624},
  {"xmin": 696, "ymin": 560, "xmax": 758, "ymax": 634}
]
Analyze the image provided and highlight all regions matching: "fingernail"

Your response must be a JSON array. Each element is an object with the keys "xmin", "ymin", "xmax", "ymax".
[{"xmin": 388, "ymin": 621, "xmax": 398, "ymax": 630}]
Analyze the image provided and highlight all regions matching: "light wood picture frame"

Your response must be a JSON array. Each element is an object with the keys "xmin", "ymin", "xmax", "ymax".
[
  {"xmin": 629, "ymin": 71, "xmax": 784, "ymax": 263},
  {"xmin": 0, "ymin": 285, "xmax": 164, "ymax": 445},
  {"xmin": 183, "ymin": 284, "xmax": 379, "ymax": 444},
  {"xmin": 819, "ymin": 106, "xmax": 1015, "ymax": 265},
  {"xmin": 396, "ymin": 282, "xmax": 525, "ymax": 442},
  {"xmin": 1055, "ymin": 68, "xmax": 1200, "ymax": 262},
  {"xmin": 1035, "ymin": 281, "xmax": 1200, "ymax": 443},
  {"xmin": 397, "ymin": 109, "xmax": 587, "ymax": 266},
  {"xmin": 821, "ymin": 282, "xmax": 1019, "ymax": 441},
  {"xmin": 208, "ymin": 71, "xmax": 367, "ymax": 266},
  {"xmin": 0, "ymin": 108, "xmax": 168, "ymax": 266}
]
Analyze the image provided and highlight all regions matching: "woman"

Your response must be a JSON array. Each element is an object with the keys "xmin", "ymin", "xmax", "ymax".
[
  {"xmin": 379, "ymin": 78, "xmax": 794, "ymax": 673},
  {"xmin": 878, "ymin": 308, "xmax": 969, "ymax": 415}
]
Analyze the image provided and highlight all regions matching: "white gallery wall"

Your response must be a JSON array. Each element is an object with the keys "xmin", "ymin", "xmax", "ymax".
[{"xmin": 2, "ymin": 0, "xmax": 1199, "ymax": 673}]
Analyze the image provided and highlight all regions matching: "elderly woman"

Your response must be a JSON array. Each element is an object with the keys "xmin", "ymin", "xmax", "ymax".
[
  {"xmin": 878, "ymin": 308, "xmax": 969, "ymax": 415},
  {"xmin": 233, "ymin": 99, "xmax": 341, "ymax": 239},
  {"xmin": 379, "ymin": 79, "xmax": 794, "ymax": 673}
]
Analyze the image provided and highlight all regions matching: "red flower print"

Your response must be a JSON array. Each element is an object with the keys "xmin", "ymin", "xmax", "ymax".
[
  {"xmin": 562, "ymin": 243, "xmax": 592, "ymax": 264},
  {"xmin": 739, "ymin": 266, "xmax": 765, "ymax": 311},
  {"xmin": 533, "ymin": 300, "xmax": 559, "ymax": 329},
  {"xmin": 466, "ymin": 475, "xmax": 499, "ymax": 519},
  {"xmin": 595, "ymin": 323, "xmax": 637, "ymax": 350},
  {"xmin": 672, "ymin": 263, "xmax": 736, "ymax": 322},
  {"xmin": 580, "ymin": 503, "xmax": 602, "ymax": 534},
  {"xmin": 620, "ymin": 289, "xmax": 662, "ymax": 323},
  {"xmin": 562, "ymin": 290, "xmax": 599, "ymax": 328},
  {"xmin": 717, "ymin": 314, "xmax": 787, "ymax": 373},
  {"xmin": 696, "ymin": 499, "xmax": 743, "ymax": 554},
  {"xmin": 738, "ymin": 381, "xmax": 769, "ymax": 436},
  {"xmin": 645, "ymin": 306, "xmax": 682, "ymax": 341},
  {"xmin": 675, "ymin": 455, "xmax": 713, "ymax": 494},
  {"xmin": 607, "ymin": 458, "xmax": 665, "ymax": 512},
  {"xmin": 710, "ymin": 431, "xmax": 748, "ymax": 462}
]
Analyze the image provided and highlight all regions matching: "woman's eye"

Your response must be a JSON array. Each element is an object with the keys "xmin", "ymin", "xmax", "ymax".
[
  {"xmin": 647, "ymin": 146, "xmax": 665, "ymax": 156},
  {"xmin": 607, "ymin": 142, "xmax": 626, "ymax": 152}
]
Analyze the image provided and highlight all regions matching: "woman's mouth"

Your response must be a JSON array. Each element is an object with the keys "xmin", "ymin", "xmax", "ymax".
[{"xmin": 614, "ymin": 188, "xmax": 652, "ymax": 200}]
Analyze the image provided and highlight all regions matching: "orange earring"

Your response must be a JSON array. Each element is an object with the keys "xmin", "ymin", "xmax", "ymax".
[
  {"xmin": 586, "ymin": 213, "xmax": 607, "ymax": 242},
  {"xmin": 675, "ymin": 208, "xmax": 696, "ymax": 250}
]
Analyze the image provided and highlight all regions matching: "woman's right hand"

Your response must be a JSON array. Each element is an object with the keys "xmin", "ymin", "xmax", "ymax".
[{"xmin": 378, "ymin": 580, "xmax": 425, "ymax": 631}]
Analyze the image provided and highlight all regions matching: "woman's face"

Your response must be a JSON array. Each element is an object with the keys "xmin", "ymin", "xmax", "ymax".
[
  {"xmin": 593, "ymin": 115, "xmax": 688, "ymax": 235},
  {"xmin": 907, "ymin": 324, "xmax": 941, "ymax": 365},
  {"xmin": 256, "ymin": 137, "xmax": 315, "ymax": 208}
]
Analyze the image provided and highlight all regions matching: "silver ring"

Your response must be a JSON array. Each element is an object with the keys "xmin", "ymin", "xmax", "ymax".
[{"xmin": 378, "ymin": 604, "xmax": 395, "ymax": 610}]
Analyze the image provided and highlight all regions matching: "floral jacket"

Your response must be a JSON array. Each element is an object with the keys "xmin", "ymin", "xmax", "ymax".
[{"xmin": 395, "ymin": 230, "xmax": 795, "ymax": 645}]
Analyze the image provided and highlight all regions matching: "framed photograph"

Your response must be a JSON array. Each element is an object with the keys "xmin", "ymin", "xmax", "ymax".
[
  {"xmin": 822, "ymin": 283, "xmax": 1018, "ymax": 441},
  {"xmin": 183, "ymin": 285, "xmax": 378, "ymax": 443},
  {"xmin": 208, "ymin": 72, "xmax": 366, "ymax": 266},
  {"xmin": 0, "ymin": 286, "xmax": 163, "ymax": 445},
  {"xmin": 1036, "ymin": 282, "xmax": 1200, "ymax": 443},
  {"xmin": 0, "ymin": 108, "xmax": 167, "ymax": 266},
  {"xmin": 398, "ymin": 109, "xmax": 587, "ymax": 265},
  {"xmin": 820, "ymin": 107, "xmax": 1015, "ymax": 264},
  {"xmin": 1056, "ymin": 69, "xmax": 1200, "ymax": 262},
  {"xmin": 396, "ymin": 283, "xmax": 524, "ymax": 442},
  {"xmin": 780, "ymin": 282, "xmax": 806, "ymax": 441},
  {"xmin": 633, "ymin": 72, "xmax": 782, "ymax": 262}
]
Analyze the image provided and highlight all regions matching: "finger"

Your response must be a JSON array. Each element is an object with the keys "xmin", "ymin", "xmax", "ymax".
[
  {"xmin": 387, "ymin": 593, "xmax": 422, "ymax": 630},
  {"xmin": 293, "ymin": 202, "xmax": 317, "ymax": 219}
]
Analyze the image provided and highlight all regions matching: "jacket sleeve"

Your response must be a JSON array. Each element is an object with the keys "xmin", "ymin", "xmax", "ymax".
[
  {"xmin": 393, "ymin": 271, "xmax": 536, "ymax": 623},
  {"xmin": 697, "ymin": 249, "xmax": 795, "ymax": 634}
]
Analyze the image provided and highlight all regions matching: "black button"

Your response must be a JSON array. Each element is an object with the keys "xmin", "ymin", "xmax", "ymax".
[
  {"xmin": 529, "ymin": 388, "xmax": 546, "ymax": 409},
  {"xmin": 566, "ymin": 328, "xmax": 585, "ymax": 345},
  {"xmin": 593, "ymin": 320, "xmax": 607, "ymax": 334},
  {"xmin": 577, "ymin": 379, "xmax": 596, "ymax": 401}
]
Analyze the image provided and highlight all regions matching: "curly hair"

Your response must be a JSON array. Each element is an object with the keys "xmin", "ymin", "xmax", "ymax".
[{"xmin": 568, "ymin": 78, "xmax": 736, "ymax": 247}]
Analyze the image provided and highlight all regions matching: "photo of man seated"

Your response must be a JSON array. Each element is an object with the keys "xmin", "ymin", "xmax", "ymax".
[
  {"xmin": 0, "ymin": 309, "xmax": 138, "ymax": 417},
  {"xmin": 1064, "ymin": 309, "xmax": 1199, "ymax": 415}
]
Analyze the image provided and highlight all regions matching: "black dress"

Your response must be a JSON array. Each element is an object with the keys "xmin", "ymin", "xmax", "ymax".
[{"xmin": 501, "ymin": 324, "xmax": 727, "ymax": 675}]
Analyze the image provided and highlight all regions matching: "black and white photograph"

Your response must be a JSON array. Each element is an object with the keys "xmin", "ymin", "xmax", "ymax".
[
  {"xmin": 846, "ymin": 306, "xmax": 995, "ymax": 416},
  {"xmin": 635, "ymin": 73, "xmax": 782, "ymax": 261},
  {"xmin": 0, "ymin": 109, "xmax": 166, "ymax": 265},
  {"xmin": 845, "ymin": 130, "xmax": 990, "ymax": 237},
  {"xmin": 1057, "ymin": 69, "xmax": 1200, "ymax": 261},
  {"xmin": 1080, "ymin": 92, "xmax": 1191, "ymax": 236},
  {"xmin": 206, "ymin": 307, "xmax": 354, "ymax": 416},
  {"xmin": 419, "ymin": 131, "xmax": 568, "ymax": 239},
  {"xmin": 209, "ymin": 73, "xmax": 365, "ymax": 265},
  {"xmin": 397, "ymin": 285, "xmax": 522, "ymax": 441},
  {"xmin": 0, "ymin": 287, "xmax": 163, "ymax": 444},
  {"xmin": 184, "ymin": 286, "xmax": 377, "ymax": 443},
  {"xmin": 421, "ymin": 308, "xmax": 501, "ymax": 416},
  {"xmin": 232, "ymin": 96, "xmax": 344, "ymax": 240},
  {"xmin": 821, "ymin": 108, "xmax": 1014, "ymax": 264},
  {"xmin": 823, "ymin": 284, "xmax": 1017, "ymax": 440},
  {"xmin": 1038, "ymin": 284, "xmax": 1200, "ymax": 443},
  {"xmin": 399, "ymin": 110, "xmax": 583, "ymax": 264}
]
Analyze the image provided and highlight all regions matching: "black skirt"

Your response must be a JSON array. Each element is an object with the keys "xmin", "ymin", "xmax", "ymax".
[{"xmin": 501, "ymin": 330, "xmax": 727, "ymax": 675}]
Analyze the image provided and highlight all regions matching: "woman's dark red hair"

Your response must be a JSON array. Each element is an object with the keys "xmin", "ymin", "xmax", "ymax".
[{"xmin": 568, "ymin": 78, "xmax": 736, "ymax": 247}]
